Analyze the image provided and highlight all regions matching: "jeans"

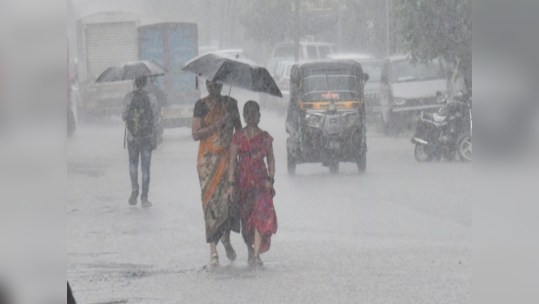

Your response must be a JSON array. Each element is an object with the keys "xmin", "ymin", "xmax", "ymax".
[{"xmin": 127, "ymin": 139, "xmax": 153, "ymax": 199}]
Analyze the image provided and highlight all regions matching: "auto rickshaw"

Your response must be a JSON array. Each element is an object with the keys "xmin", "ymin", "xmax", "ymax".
[{"xmin": 285, "ymin": 61, "xmax": 369, "ymax": 174}]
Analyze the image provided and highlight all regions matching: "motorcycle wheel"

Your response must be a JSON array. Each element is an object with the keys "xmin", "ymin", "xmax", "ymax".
[
  {"xmin": 329, "ymin": 161, "xmax": 340, "ymax": 174},
  {"xmin": 415, "ymin": 144, "xmax": 434, "ymax": 162},
  {"xmin": 457, "ymin": 132, "xmax": 472, "ymax": 162},
  {"xmin": 383, "ymin": 112, "xmax": 405, "ymax": 137},
  {"xmin": 287, "ymin": 150, "xmax": 296, "ymax": 175}
]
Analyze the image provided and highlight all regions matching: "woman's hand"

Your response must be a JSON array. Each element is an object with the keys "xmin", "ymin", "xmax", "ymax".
[
  {"xmin": 264, "ymin": 180, "xmax": 274, "ymax": 191},
  {"xmin": 224, "ymin": 185, "xmax": 234, "ymax": 200}
]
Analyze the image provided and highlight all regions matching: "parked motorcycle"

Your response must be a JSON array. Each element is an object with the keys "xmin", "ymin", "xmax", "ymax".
[{"xmin": 411, "ymin": 93, "xmax": 472, "ymax": 162}]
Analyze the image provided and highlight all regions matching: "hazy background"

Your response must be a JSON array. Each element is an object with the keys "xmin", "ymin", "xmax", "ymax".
[
  {"xmin": 0, "ymin": 0, "xmax": 538, "ymax": 302},
  {"xmin": 67, "ymin": 0, "xmax": 393, "ymax": 63}
]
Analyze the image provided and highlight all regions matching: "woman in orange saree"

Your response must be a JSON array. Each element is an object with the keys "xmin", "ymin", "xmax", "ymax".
[{"xmin": 192, "ymin": 81, "xmax": 242, "ymax": 267}]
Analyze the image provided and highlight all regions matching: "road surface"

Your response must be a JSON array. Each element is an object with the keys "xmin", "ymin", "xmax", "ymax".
[{"xmin": 67, "ymin": 98, "xmax": 471, "ymax": 303}]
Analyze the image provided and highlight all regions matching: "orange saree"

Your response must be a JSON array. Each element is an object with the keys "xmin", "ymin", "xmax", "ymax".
[{"xmin": 196, "ymin": 97, "xmax": 240, "ymax": 243}]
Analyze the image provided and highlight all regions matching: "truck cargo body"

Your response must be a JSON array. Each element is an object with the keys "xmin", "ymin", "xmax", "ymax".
[
  {"xmin": 138, "ymin": 23, "xmax": 199, "ymax": 128},
  {"xmin": 76, "ymin": 12, "xmax": 140, "ymax": 119}
]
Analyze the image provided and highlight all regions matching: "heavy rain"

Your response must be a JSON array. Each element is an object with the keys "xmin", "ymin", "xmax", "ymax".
[
  {"xmin": 0, "ymin": 0, "xmax": 536, "ymax": 303},
  {"xmin": 65, "ymin": 0, "xmax": 473, "ymax": 303}
]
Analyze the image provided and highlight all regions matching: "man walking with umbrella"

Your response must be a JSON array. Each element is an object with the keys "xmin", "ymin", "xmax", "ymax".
[
  {"xmin": 95, "ymin": 60, "xmax": 166, "ymax": 207},
  {"xmin": 122, "ymin": 76, "xmax": 160, "ymax": 208}
]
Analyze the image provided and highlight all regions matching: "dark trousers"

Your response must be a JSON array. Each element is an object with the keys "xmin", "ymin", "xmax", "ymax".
[{"xmin": 127, "ymin": 139, "xmax": 152, "ymax": 199}]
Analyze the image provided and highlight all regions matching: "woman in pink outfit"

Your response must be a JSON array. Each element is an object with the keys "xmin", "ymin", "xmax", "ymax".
[{"xmin": 225, "ymin": 101, "xmax": 278, "ymax": 267}]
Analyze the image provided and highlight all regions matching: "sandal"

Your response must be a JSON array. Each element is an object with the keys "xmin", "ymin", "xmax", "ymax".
[{"xmin": 209, "ymin": 253, "xmax": 219, "ymax": 267}]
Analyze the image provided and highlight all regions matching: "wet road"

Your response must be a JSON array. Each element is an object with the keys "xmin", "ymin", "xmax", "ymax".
[{"xmin": 67, "ymin": 101, "xmax": 471, "ymax": 303}]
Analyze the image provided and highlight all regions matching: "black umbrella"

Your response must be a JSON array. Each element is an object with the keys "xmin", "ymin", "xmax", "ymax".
[
  {"xmin": 181, "ymin": 53, "xmax": 283, "ymax": 98},
  {"xmin": 95, "ymin": 60, "xmax": 166, "ymax": 83}
]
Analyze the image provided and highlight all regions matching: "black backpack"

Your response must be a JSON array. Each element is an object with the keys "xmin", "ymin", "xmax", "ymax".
[{"xmin": 126, "ymin": 90, "xmax": 153, "ymax": 139}]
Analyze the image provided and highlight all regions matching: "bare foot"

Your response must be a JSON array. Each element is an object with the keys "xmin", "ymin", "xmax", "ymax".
[
  {"xmin": 224, "ymin": 243, "xmax": 236, "ymax": 261},
  {"xmin": 221, "ymin": 232, "xmax": 236, "ymax": 261}
]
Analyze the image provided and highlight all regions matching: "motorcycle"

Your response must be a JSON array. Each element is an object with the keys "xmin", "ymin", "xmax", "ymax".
[{"xmin": 411, "ymin": 93, "xmax": 472, "ymax": 162}]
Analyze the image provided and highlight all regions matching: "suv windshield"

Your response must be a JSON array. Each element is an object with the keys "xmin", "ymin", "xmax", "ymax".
[
  {"xmin": 318, "ymin": 46, "xmax": 332, "ymax": 59},
  {"xmin": 306, "ymin": 46, "xmax": 318, "ymax": 59},
  {"xmin": 359, "ymin": 61, "xmax": 383, "ymax": 82},
  {"xmin": 390, "ymin": 59, "xmax": 444, "ymax": 83},
  {"xmin": 274, "ymin": 45, "xmax": 295, "ymax": 58}
]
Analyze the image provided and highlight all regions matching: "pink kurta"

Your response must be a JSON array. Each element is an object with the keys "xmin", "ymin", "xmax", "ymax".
[{"xmin": 232, "ymin": 130, "xmax": 278, "ymax": 253}]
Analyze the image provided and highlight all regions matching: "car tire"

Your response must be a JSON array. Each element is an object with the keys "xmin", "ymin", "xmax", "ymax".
[
  {"xmin": 357, "ymin": 150, "xmax": 367, "ymax": 173},
  {"xmin": 329, "ymin": 161, "xmax": 339, "ymax": 174},
  {"xmin": 287, "ymin": 150, "xmax": 296, "ymax": 175}
]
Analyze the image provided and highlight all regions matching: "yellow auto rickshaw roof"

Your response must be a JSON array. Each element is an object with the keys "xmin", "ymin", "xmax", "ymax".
[{"xmin": 293, "ymin": 60, "xmax": 364, "ymax": 76}]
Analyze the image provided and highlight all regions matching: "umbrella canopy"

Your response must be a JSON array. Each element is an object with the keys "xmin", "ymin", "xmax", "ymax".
[
  {"xmin": 181, "ymin": 53, "xmax": 282, "ymax": 98},
  {"xmin": 95, "ymin": 60, "xmax": 166, "ymax": 83}
]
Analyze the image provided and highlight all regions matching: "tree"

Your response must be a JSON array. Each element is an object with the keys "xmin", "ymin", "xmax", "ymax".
[
  {"xmin": 240, "ymin": 0, "xmax": 389, "ymax": 57},
  {"xmin": 239, "ymin": 0, "xmax": 294, "ymax": 46},
  {"xmin": 396, "ymin": 0, "xmax": 472, "ymax": 92}
]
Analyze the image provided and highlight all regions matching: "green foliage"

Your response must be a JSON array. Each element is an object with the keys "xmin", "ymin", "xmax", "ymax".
[
  {"xmin": 239, "ymin": 0, "xmax": 388, "ymax": 56},
  {"xmin": 396, "ymin": 0, "xmax": 472, "ymax": 90}
]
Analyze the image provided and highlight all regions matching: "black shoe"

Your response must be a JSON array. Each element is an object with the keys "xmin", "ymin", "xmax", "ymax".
[{"xmin": 129, "ymin": 189, "xmax": 139, "ymax": 206}]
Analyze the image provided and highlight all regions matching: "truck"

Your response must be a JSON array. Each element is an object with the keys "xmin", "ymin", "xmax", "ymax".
[
  {"xmin": 138, "ymin": 22, "xmax": 199, "ymax": 128},
  {"xmin": 76, "ymin": 11, "xmax": 140, "ymax": 120}
]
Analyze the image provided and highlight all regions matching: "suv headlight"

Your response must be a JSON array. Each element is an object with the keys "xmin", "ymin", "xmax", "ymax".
[{"xmin": 393, "ymin": 98, "xmax": 406, "ymax": 106}]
